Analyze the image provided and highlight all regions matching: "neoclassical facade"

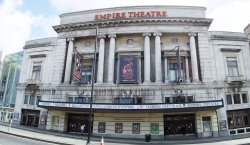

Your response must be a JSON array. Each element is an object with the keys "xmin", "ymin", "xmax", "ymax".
[{"xmin": 15, "ymin": 6, "xmax": 250, "ymax": 139}]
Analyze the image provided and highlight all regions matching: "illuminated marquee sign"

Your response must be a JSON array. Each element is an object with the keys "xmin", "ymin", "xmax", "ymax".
[
  {"xmin": 95, "ymin": 11, "xmax": 167, "ymax": 20},
  {"xmin": 39, "ymin": 101, "xmax": 223, "ymax": 110}
]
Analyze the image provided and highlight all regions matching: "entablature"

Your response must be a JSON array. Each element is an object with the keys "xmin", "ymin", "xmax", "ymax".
[{"xmin": 53, "ymin": 17, "xmax": 212, "ymax": 33}]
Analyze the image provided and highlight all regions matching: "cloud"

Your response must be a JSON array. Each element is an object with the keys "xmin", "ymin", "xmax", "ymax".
[
  {"xmin": 0, "ymin": 0, "xmax": 34, "ymax": 54},
  {"xmin": 0, "ymin": 0, "xmax": 59, "ymax": 55},
  {"xmin": 207, "ymin": 0, "xmax": 250, "ymax": 32}
]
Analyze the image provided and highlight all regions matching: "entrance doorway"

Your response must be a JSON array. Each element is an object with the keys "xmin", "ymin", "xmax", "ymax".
[
  {"xmin": 164, "ymin": 114, "xmax": 195, "ymax": 136},
  {"xmin": 67, "ymin": 113, "xmax": 92, "ymax": 134},
  {"xmin": 21, "ymin": 109, "xmax": 40, "ymax": 127}
]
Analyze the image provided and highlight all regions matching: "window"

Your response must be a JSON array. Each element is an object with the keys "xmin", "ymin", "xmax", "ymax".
[
  {"xmin": 24, "ymin": 95, "xmax": 29, "ymax": 104},
  {"xmin": 69, "ymin": 97, "xmax": 73, "ymax": 102},
  {"xmin": 75, "ymin": 97, "xmax": 84, "ymax": 103},
  {"xmin": 2, "ymin": 75, "xmax": 6, "ymax": 86},
  {"xmin": 242, "ymin": 93, "xmax": 248, "ymax": 103},
  {"xmin": 165, "ymin": 97, "xmax": 170, "ymax": 103},
  {"xmin": 226, "ymin": 94, "xmax": 232, "ymax": 104},
  {"xmin": 169, "ymin": 60, "xmax": 184, "ymax": 83},
  {"xmin": 114, "ymin": 97, "xmax": 134, "ymax": 104},
  {"xmin": 187, "ymin": 96, "xmax": 193, "ymax": 102},
  {"xmin": 227, "ymin": 110, "xmax": 250, "ymax": 129},
  {"xmin": 36, "ymin": 96, "xmax": 41, "ymax": 105},
  {"xmin": 29, "ymin": 96, "xmax": 35, "ymax": 105},
  {"xmin": 82, "ymin": 64, "xmax": 92, "ymax": 84},
  {"xmin": 233, "ymin": 94, "xmax": 241, "ymax": 104},
  {"xmin": 32, "ymin": 62, "xmax": 41, "ymax": 80},
  {"xmin": 226, "ymin": 93, "xmax": 248, "ymax": 105},
  {"xmin": 227, "ymin": 57, "xmax": 239, "ymax": 77},
  {"xmin": 173, "ymin": 96, "xmax": 185, "ymax": 103}
]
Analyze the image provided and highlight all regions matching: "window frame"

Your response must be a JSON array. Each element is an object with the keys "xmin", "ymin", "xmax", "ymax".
[
  {"xmin": 168, "ymin": 58, "xmax": 185, "ymax": 83},
  {"xmin": 31, "ymin": 62, "xmax": 42, "ymax": 80},
  {"xmin": 226, "ymin": 57, "xmax": 239, "ymax": 77}
]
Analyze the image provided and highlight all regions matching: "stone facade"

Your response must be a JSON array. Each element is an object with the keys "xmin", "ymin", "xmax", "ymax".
[{"xmin": 14, "ymin": 6, "xmax": 250, "ymax": 139}]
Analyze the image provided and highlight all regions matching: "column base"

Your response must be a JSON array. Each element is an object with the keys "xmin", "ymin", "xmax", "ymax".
[
  {"xmin": 192, "ymin": 79, "xmax": 200, "ymax": 83},
  {"xmin": 155, "ymin": 81, "xmax": 163, "ymax": 84},
  {"xmin": 143, "ymin": 80, "xmax": 151, "ymax": 84}
]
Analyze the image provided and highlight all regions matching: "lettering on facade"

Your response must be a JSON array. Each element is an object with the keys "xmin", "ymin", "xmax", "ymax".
[
  {"xmin": 39, "ymin": 101, "xmax": 223, "ymax": 110},
  {"xmin": 95, "ymin": 11, "xmax": 167, "ymax": 20}
]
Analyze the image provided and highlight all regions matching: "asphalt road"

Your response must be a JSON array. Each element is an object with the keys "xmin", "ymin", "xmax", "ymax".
[{"xmin": 0, "ymin": 132, "xmax": 58, "ymax": 145}]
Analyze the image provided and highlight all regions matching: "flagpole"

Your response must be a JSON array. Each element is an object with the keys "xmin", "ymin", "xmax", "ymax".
[
  {"xmin": 86, "ymin": 27, "xmax": 98, "ymax": 145},
  {"xmin": 177, "ymin": 44, "xmax": 181, "ymax": 83}
]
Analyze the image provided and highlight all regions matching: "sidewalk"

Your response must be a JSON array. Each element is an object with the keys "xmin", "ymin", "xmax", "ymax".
[{"xmin": 1, "ymin": 122, "xmax": 250, "ymax": 145}]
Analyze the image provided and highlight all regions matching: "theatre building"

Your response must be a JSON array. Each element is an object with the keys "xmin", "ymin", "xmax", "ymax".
[{"xmin": 14, "ymin": 6, "xmax": 250, "ymax": 139}]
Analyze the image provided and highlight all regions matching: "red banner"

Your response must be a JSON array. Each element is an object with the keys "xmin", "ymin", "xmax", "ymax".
[{"xmin": 73, "ymin": 51, "xmax": 82, "ymax": 83}]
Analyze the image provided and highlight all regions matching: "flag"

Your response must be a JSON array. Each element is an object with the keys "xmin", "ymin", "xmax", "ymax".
[
  {"xmin": 176, "ymin": 46, "xmax": 182, "ymax": 83},
  {"xmin": 73, "ymin": 50, "xmax": 83, "ymax": 83}
]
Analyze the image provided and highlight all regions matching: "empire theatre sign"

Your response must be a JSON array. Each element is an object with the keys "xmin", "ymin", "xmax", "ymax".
[{"xmin": 95, "ymin": 11, "xmax": 167, "ymax": 20}]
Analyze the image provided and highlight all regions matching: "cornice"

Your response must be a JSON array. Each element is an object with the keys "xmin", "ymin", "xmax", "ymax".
[{"xmin": 53, "ymin": 17, "xmax": 212, "ymax": 33}]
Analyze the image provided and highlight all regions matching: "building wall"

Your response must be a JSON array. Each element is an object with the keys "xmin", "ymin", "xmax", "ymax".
[{"xmin": 14, "ymin": 5, "xmax": 250, "ymax": 138}]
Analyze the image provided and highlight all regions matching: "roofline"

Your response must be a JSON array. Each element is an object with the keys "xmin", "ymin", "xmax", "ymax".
[{"xmin": 60, "ymin": 5, "xmax": 207, "ymax": 17}]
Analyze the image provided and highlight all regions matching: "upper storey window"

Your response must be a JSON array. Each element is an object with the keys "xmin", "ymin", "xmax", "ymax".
[
  {"xmin": 227, "ymin": 57, "xmax": 239, "ymax": 77},
  {"xmin": 169, "ymin": 59, "xmax": 184, "ymax": 83},
  {"xmin": 32, "ymin": 62, "xmax": 41, "ymax": 80},
  {"xmin": 81, "ymin": 60, "xmax": 92, "ymax": 84}
]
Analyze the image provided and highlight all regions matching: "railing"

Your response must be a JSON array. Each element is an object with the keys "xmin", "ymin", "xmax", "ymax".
[{"xmin": 226, "ymin": 76, "xmax": 246, "ymax": 83}]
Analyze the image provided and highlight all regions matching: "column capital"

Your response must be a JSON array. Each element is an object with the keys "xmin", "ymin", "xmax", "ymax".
[
  {"xmin": 188, "ymin": 33, "xmax": 197, "ymax": 37},
  {"xmin": 153, "ymin": 32, "xmax": 162, "ymax": 37},
  {"xmin": 108, "ymin": 34, "xmax": 116, "ymax": 38},
  {"xmin": 66, "ymin": 37, "xmax": 74, "ymax": 42},
  {"xmin": 98, "ymin": 34, "xmax": 106, "ymax": 39},
  {"xmin": 143, "ymin": 33, "xmax": 151, "ymax": 37}
]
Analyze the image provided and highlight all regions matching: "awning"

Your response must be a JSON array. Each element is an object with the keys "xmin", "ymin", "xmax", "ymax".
[{"xmin": 38, "ymin": 99, "xmax": 223, "ymax": 112}]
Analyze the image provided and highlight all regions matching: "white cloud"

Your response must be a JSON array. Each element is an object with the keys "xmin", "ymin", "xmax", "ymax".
[
  {"xmin": 31, "ymin": 15, "xmax": 59, "ymax": 39},
  {"xmin": 207, "ymin": 0, "xmax": 250, "ymax": 32},
  {"xmin": 0, "ymin": 0, "xmax": 34, "ymax": 54},
  {"xmin": 0, "ymin": 0, "xmax": 59, "ymax": 55}
]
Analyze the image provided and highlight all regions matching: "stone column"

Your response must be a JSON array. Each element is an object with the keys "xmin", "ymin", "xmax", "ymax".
[
  {"xmin": 97, "ymin": 35, "xmax": 106, "ymax": 83},
  {"xmin": 64, "ymin": 38, "xmax": 74, "ymax": 84},
  {"xmin": 154, "ymin": 32, "xmax": 162, "ymax": 83},
  {"xmin": 143, "ymin": 33, "xmax": 151, "ymax": 83},
  {"xmin": 185, "ymin": 56, "xmax": 190, "ymax": 83},
  {"xmin": 164, "ymin": 57, "xmax": 168, "ymax": 83},
  {"xmin": 107, "ymin": 34, "xmax": 116, "ymax": 83},
  {"xmin": 188, "ymin": 33, "xmax": 199, "ymax": 82}
]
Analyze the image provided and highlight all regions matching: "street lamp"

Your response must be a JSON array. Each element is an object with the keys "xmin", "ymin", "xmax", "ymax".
[{"xmin": 86, "ymin": 27, "xmax": 98, "ymax": 145}]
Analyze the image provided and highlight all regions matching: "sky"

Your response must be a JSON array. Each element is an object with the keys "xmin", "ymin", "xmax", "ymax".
[{"xmin": 0, "ymin": 0, "xmax": 250, "ymax": 55}]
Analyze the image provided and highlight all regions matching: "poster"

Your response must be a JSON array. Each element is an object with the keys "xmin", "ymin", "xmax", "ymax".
[
  {"xmin": 53, "ymin": 116, "xmax": 60, "ymax": 126},
  {"xmin": 219, "ymin": 120, "xmax": 227, "ymax": 131},
  {"xmin": 98, "ymin": 122, "xmax": 106, "ymax": 133},
  {"xmin": 132, "ymin": 123, "xmax": 140, "ymax": 134},
  {"xmin": 73, "ymin": 51, "xmax": 83, "ymax": 83},
  {"xmin": 115, "ymin": 123, "xmax": 123, "ymax": 133},
  {"xmin": 119, "ymin": 55, "xmax": 138, "ymax": 83},
  {"xmin": 40, "ymin": 115, "xmax": 47, "ymax": 125},
  {"xmin": 151, "ymin": 123, "xmax": 159, "ymax": 134},
  {"xmin": 203, "ymin": 121, "xmax": 211, "ymax": 132},
  {"xmin": 13, "ymin": 113, "xmax": 19, "ymax": 121}
]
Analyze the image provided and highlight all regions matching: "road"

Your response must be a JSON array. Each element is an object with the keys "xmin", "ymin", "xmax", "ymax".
[{"xmin": 0, "ymin": 132, "xmax": 58, "ymax": 145}]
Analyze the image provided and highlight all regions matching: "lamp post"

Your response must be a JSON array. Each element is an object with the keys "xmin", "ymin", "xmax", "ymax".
[{"xmin": 86, "ymin": 27, "xmax": 98, "ymax": 145}]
